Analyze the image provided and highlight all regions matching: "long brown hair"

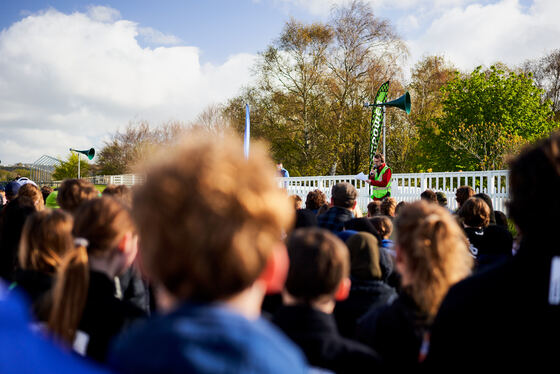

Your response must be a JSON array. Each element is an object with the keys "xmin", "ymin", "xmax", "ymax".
[
  {"xmin": 396, "ymin": 201, "xmax": 473, "ymax": 320},
  {"xmin": 48, "ymin": 196, "xmax": 135, "ymax": 344},
  {"xmin": 18, "ymin": 209, "xmax": 74, "ymax": 274}
]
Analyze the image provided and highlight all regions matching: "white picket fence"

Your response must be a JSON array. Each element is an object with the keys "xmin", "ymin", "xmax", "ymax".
[
  {"xmin": 62, "ymin": 170, "xmax": 509, "ymax": 214},
  {"xmin": 283, "ymin": 170, "xmax": 510, "ymax": 213}
]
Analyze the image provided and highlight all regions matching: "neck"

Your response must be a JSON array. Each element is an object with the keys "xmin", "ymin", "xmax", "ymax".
[
  {"xmin": 222, "ymin": 280, "xmax": 266, "ymax": 320},
  {"xmin": 282, "ymin": 292, "xmax": 335, "ymax": 314},
  {"xmin": 88, "ymin": 252, "xmax": 122, "ymax": 278}
]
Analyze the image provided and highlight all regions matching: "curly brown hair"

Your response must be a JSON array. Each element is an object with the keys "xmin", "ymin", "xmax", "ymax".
[
  {"xmin": 396, "ymin": 201, "xmax": 473, "ymax": 320},
  {"xmin": 305, "ymin": 189, "xmax": 327, "ymax": 211}
]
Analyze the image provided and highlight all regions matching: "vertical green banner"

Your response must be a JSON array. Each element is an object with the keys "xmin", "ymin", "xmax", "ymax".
[{"xmin": 369, "ymin": 81, "xmax": 389, "ymax": 173}]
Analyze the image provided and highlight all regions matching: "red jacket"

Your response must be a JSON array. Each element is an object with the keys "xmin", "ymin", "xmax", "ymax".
[{"xmin": 369, "ymin": 163, "xmax": 391, "ymax": 187}]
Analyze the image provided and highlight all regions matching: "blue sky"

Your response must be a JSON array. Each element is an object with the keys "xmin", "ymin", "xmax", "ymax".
[{"xmin": 0, "ymin": 0, "xmax": 558, "ymax": 166}]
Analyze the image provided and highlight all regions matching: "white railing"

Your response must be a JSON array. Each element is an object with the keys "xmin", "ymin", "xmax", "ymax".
[
  {"xmin": 86, "ymin": 174, "xmax": 146, "ymax": 187},
  {"xmin": 52, "ymin": 170, "xmax": 509, "ymax": 213},
  {"xmin": 283, "ymin": 170, "xmax": 510, "ymax": 213}
]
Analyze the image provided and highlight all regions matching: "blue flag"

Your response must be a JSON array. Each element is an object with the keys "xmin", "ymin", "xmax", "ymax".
[{"xmin": 244, "ymin": 104, "xmax": 250, "ymax": 159}]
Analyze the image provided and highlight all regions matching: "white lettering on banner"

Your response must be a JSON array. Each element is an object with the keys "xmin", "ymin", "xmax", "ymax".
[{"xmin": 549, "ymin": 257, "xmax": 560, "ymax": 305}]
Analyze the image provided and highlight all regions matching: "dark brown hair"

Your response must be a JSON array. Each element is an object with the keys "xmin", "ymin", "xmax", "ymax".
[
  {"xmin": 369, "ymin": 216, "xmax": 393, "ymax": 239},
  {"xmin": 459, "ymin": 197, "xmax": 490, "ymax": 228},
  {"xmin": 18, "ymin": 209, "xmax": 74, "ymax": 274},
  {"xmin": 455, "ymin": 186, "xmax": 474, "ymax": 207},
  {"xmin": 305, "ymin": 189, "xmax": 327, "ymax": 211},
  {"xmin": 57, "ymin": 179, "xmax": 98, "ymax": 215},
  {"xmin": 331, "ymin": 182, "xmax": 357, "ymax": 209},
  {"xmin": 285, "ymin": 228, "xmax": 349, "ymax": 303},
  {"xmin": 508, "ymin": 131, "xmax": 560, "ymax": 238},
  {"xmin": 367, "ymin": 200, "xmax": 381, "ymax": 216}
]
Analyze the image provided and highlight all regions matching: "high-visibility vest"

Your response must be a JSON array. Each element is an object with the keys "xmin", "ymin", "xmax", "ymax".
[{"xmin": 370, "ymin": 165, "xmax": 392, "ymax": 199}]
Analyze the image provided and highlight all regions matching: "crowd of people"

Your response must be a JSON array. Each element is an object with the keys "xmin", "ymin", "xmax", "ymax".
[{"xmin": 0, "ymin": 129, "xmax": 558, "ymax": 373}]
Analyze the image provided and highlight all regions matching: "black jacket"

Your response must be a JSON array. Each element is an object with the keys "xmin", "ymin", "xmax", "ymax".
[
  {"xmin": 424, "ymin": 238, "xmax": 560, "ymax": 371},
  {"xmin": 12, "ymin": 269, "xmax": 54, "ymax": 321},
  {"xmin": 356, "ymin": 292, "xmax": 429, "ymax": 372},
  {"xmin": 79, "ymin": 271, "xmax": 146, "ymax": 362},
  {"xmin": 273, "ymin": 305, "xmax": 382, "ymax": 373},
  {"xmin": 334, "ymin": 278, "xmax": 397, "ymax": 339}
]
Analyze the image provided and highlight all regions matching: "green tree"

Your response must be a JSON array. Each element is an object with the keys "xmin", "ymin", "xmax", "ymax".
[
  {"xmin": 53, "ymin": 153, "xmax": 91, "ymax": 180},
  {"xmin": 431, "ymin": 65, "xmax": 558, "ymax": 170},
  {"xmin": 407, "ymin": 55, "xmax": 457, "ymax": 171},
  {"xmin": 225, "ymin": 0, "xmax": 406, "ymax": 176}
]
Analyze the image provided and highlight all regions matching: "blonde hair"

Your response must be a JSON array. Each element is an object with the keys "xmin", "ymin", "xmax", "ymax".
[
  {"xmin": 18, "ymin": 183, "xmax": 45, "ymax": 211},
  {"xmin": 396, "ymin": 201, "xmax": 473, "ymax": 320},
  {"xmin": 18, "ymin": 210, "xmax": 74, "ymax": 274},
  {"xmin": 48, "ymin": 197, "xmax": 135, "ymax": 344},
  {"xmin": 133, "ymin": 130, "xmax": 294, "ymax": 302}
]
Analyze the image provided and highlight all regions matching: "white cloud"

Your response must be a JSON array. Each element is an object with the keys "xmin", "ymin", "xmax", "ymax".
[
  {"xmin": 138, "ymin": 27, "xmax": 182, "ymax": 45},
  {"xmin": 0, "ymin": 8, "xmax": 256, "ymax": 165},
  {"xmin": 408, "ymin": 0, "xmax": 560, "ymax": 73},
  {"xmin": 86, "ymin": 5, "xmax": 121, "ymax": 23}
]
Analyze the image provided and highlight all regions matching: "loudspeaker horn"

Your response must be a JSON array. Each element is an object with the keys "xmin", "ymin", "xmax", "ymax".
[
  {"xmin": 375, "ymin": 91, "xmax": 411, "ymax": 114},
  {"xmin": 69, "ymin": 147, "xmax": 95, "ymax": 160}
]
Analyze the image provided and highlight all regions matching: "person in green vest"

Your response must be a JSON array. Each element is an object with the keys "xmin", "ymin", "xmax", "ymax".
[{"xmin": 367, "ymin": 153, "xmax": 392, "ymax": 201}]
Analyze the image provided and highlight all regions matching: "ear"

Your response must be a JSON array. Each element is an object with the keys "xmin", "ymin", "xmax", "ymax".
[
  {"xmin": 259, "ymin": 243, "xmax": 289, "ymax": 294},
  {"xmin": 330, "ymin": 197, "xmax": 334, "ymax": 206},
  {"xmin": 352, "ymin": 200, "xmax": 357, "ymax": 210},
  {"xmin": 334, "ymin": 277, "xmax": 351, "ymax": 301},
  {"xmin": 117, "ymin": 232, "xmax": 133, "ymax": 252}
]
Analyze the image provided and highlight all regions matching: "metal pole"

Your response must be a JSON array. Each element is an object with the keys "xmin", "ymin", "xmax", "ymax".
[
  {"xmin": 78, "ymin": 153, "xmax": 81, "ymax": 179},
  {"xmin": 383, "ymin": 106, "xmax": 386, "ymax": 161}
]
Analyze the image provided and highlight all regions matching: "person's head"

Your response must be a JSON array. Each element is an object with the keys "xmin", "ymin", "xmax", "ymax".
[
  {"xmin": 380, "ymin": 197, "xmax": 397, "ymax": 217},
  {"xmin": 57, "ymin": 179, "xmax": 98, "ymax": 215},
  {"xmin": 346, "ymin": 232, "xmax": 382, "ymax": 281},
  {"xmin": 395, "ymin": 201, "xmax": 473, "ymax": 320},
  {"xmin": 369, "ymin": 216, "xmax": 393, "ymax": 240},
  {"xmin": 18, "ymin": 210, "xmax": 74, "ymax": 274},
  {"xmin": 276, "ymin": 162, "xmax": 283, "ymax": 170},
  {"xmin": 295, "ymin": 209, "xmax": 318, "ymax": 228},
  {"xmin": 133, "ymin": 130, "xmax": 293, "ymax": 304},
  {"xmin": 345, "ymin": 218, "xmax": 382, "ymax": 243},
  {"xmin": 4, "ymin": 181, "xmax": 21, "ymax": 202},
  {"xmin": 435, "ymin": 191, "xmax": 448, "ymax": 208},
  {"xmin": 331, "ymin": 182, "xmax": 357, "ymax": 210},
  {"xmin": 367, "ymin": 200, "xmax": 381, "ymax": 217},
  {"xmin": 459, "ymin": 197, "xmax": 490, "ymax": 228},
  {"xmin": 291, "ymin": 195, "xmax": 303, "ymax": 210},
  {"xmin": 420, "ymin": 189, "xmax": 437, "ymax": 203},
  {"xmin": 48, "ymin": 196, "xmax": 137, "ymax": 343},
  {"xmin": 17, "ymin": 183, "xmax": 45, "ymax": 211},
  {"xmin": 284, "ymin": 228, "xmax": 350, "ymax": 307},
  {"xmin": 305, "ymin": 189, "xmax": 327, "ymax": 211},
  {"xmin": 41, "ymin": 186, "xmax": 54, "ymax": 204},
  {"xmin": 317, "ymin": 203, "xmax": 330, "ymax": 216},
  {"xmin": 373, "ymin": 153, "xmax": 385, "ymax": 168},
  {"xmin": 473, "ymin": 192, "xmax": 495, "ymax": 225},
  {"xmin": 455, "ymin": 186, "xmax": 474, "ymax": 208},
  {"xmin": 395, "ymin": 201, "xmax": 408, "ymax": 216},
  {"xmin": 102, "ymin": 184, "xmax": 132, "ymax": 208},
  {"xmin": 508, "ymin": 131, "xmax": 560, "ymax": 239},
  {"xmin": 494, "ymin": 210, "xmax": 508, "ymax": 229}
]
